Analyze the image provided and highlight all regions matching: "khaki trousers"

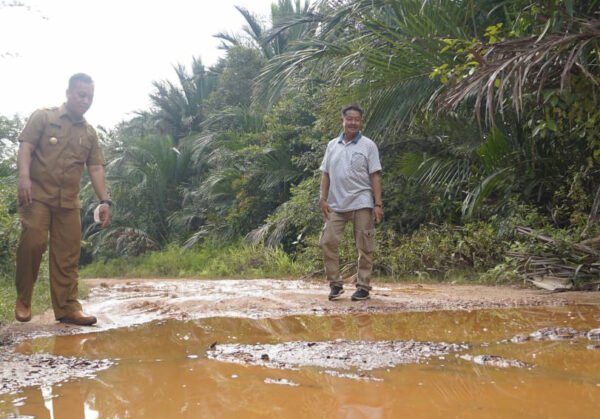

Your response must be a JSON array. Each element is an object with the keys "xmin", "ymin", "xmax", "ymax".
[
  {"xmin": 16, "ymin": 200, "xmax": 82, "ymax": 319},
  {"xmin": 319, "ymin": 208, "xmax": 375, "ymax": 291}
]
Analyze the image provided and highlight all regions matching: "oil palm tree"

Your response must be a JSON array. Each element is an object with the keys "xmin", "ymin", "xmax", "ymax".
[
  {"xmin": 84, "ymin": 134, "xmax": 195, "ymax": 257},
  {"xmin": 256, "ymin": 0, "xmax": 491, "ymax": 129},
  {"xmin": 149, "ymin": 57, "xmax": 218, "ymax": 144},
  {"xmin": 214, "ymin": 0, "xmax": 316, "ymax": 59},
  {"xmin": 437, "ymin": 1, "xmax": 600, "ymax": 124},
  {"xmin": 257, "ymin": 0, "xmax": 599, "ymax": 219}
]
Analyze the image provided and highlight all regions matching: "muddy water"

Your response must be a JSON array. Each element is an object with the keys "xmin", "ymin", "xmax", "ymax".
[{"xmin": 2, "ymin": 305, "xmax": 600, "ymax": 418}]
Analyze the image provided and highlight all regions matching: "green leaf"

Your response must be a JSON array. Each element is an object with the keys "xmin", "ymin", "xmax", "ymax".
[
  {"xmin": 565, "ymin": 0, "xmax": 573, "ymax": 17},
  {"xmin": 532, "ymin": 124, "xmax": 544, "ymax": 137},
  {"xmin": 546, "ymin": 120, "xmax": 558, "ymax": 132}
]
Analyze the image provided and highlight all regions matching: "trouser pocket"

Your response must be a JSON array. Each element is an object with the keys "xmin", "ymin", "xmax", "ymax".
[{"xmin": 357, "ymin": 228, "xmax": 375, "ymax": 253}]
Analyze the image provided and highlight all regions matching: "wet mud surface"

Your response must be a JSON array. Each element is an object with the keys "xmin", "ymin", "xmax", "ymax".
[
  {"xmin": 1, "ymin": 278, "xmax": 599, "ymax": 416},
  {"xmin": 0, "ymin": 352, "xmax": 113, "ymax": 395},
  {"xmin": 207, "ymin": 325, "xmax": 600, "ymax": 373},
  {"xmin": 207, "ymin": 339, "xmax": 471, "ymax": 371},
  {"xmin": 2, "ymin": 279, "xmax": 583, "ymax": 348}
]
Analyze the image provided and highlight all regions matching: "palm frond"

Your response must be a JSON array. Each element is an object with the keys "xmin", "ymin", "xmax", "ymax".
[
  {"xmin": 462, "ymin": 168, "xmax": 511, "ymax": 217},
  {"xmin": 213, "ymin": 31, "xmax": 243, "ymax": 50},
  {"xmin": 400, "ymin": 152, "xmax": 471, "ymax": 197},
  {"xmin": 440, "ymin": 19, "xmax": 600, "ymax": 123}
]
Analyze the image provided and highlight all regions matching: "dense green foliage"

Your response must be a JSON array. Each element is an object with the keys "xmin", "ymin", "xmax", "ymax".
[
  {"xmin": 0, "ymin": 115, "xmax": 21, "ymax": 279},
  {"xmin": 1, "ymin": 0, "xmax": 599, "ymax": 321}
]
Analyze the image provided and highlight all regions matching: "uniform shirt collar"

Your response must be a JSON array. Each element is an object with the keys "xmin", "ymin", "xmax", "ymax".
[
  {"xmin": 59, "ymin": 103, "xmax": 87, "ymax": 125},
  {"xmin": 338, "ymin": 132, "xmax": 362, "ymax": 144}
]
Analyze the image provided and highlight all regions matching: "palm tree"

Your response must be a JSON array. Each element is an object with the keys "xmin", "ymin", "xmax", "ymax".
[
  {"xmin": 256, "ymin": 0, "xmax": 479, "ymax": 128},
  {"xmin": 214, "ymin": 0, "xmax": 316, "ymax": 59},
  {"xmin": 149, "ymin": 57, "xmax": 218, "ymax": 144},
  {"xmin": 256, "ymin": 0, "xmax": 599, "ymax": 220},
  {"xmin": 84, "ymin": 134, "xmax": 195, "ymax": 257},
  {"xmin": 437, "ymin": 2, "xmax": 600, "ymax": 124},
  {"xmin": 179, "ymin": 89, "xmax": 318, "ymax": 246}
]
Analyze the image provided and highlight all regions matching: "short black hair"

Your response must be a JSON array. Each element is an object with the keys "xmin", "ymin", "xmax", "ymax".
[
  {"xmin": 68, "ymin": 73, "xmax": 93, "ymax": 90},
  {"xmin": 341, "ymin": 104, "xmax": 364, "ymax": 117}
]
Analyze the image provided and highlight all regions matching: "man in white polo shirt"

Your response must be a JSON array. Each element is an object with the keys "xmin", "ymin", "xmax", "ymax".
[{"xmin": 319, "ymin": 104, "xmax": 383, "ymax": 301}]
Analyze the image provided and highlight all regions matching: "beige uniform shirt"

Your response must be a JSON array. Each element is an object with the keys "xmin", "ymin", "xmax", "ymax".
[{"xmin": 18, "ymin": 105, "xmax": 104, "ymax": 209}]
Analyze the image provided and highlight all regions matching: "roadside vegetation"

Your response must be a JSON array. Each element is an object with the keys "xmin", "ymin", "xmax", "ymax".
[
  {"xmin": 81, "ymin": 242, "xmax": 306, "ymax": 279},
  {"xmin": 1, "ymin": 0, "xmax": 599, "ymax": 324}
]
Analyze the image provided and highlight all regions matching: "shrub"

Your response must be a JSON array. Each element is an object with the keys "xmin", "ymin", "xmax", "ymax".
[
  {"xmin": 376, "ymin": 222, "xmax": 507, "ymax": 280},
  {"xmin": 0, "ymin": 182, "xmax": 19, "ymax": 279}
]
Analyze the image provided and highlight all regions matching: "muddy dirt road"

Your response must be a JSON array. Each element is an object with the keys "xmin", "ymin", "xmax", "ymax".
[
  {"xmin": 1, "ymin": 278, "xmax": 599, "ymax": 414},
  {"xmin": 2, "ymin": 278, "xmax": 591, "ymax": 344}
]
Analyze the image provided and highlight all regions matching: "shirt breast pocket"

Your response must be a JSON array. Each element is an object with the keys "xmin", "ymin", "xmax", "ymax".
[
  {"xmin": 74, "ymin": 136, "xmax": 93, "ymax": 164},
  {"xmin": 350, "ymin": 152, "xmax": 368, "ymax": 173},
  {"xmin": 40, "ymin": 125, "xmax": 63, "ymax": 152}
]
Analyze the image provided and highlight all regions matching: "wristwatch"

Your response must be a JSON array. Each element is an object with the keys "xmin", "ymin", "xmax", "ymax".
[{"xmin": 100, "ymin": 199, "xmax": 114, "ymax": 207}]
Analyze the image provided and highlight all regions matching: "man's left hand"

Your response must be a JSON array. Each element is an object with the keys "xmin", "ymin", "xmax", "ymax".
[
  {"xmin": 98, "ymin": 204, "xmax": 112, "ymax": 228},
  {"xmin": 373, "ymin": 206, "xmax": 384, "ymax": 223}
]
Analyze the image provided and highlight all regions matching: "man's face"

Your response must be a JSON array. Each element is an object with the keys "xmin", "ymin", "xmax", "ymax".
[
  {"xmin": 342, "ymin": 110, "xmax": 363, "ymax": 139},
  {"xmin": 66, "ymin": 81, "xmax": 94, "ymax": 119}
]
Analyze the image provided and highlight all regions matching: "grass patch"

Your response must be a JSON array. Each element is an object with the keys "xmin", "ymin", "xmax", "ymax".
[
  {"xmin": 81, "ymin": 237, "xmax": 513, "ymax": 286},
  {"xmin": 81, "ymin": 242, "xmax": 309, "ymax": 279},
  {"xmin": 0, "ymin": 254, "xmax": 92, "ymax": 326},
  {"xmin": 0, "ymin": 276, "xmax": 52, "ymax": 326},
  {"xmin": 0, "ymin": 277, "xmax": 92, "ymax": 326}
]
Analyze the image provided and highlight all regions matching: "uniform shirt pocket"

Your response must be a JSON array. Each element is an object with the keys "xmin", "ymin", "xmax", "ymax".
[
  {"xmin": 40, "ymin": 124, "xmax": 63, "ymax": 152},
  {"xmin": 72, "ymin": 135, "xmax": 93, "ymax": 164}
]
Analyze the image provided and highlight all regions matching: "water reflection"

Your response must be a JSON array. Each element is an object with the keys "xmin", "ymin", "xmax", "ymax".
[{"xmin": 1, "ymin": 305, "xmax": 599, "ymax": 418}]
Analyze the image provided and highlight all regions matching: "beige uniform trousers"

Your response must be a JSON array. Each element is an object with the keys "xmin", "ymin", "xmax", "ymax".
[
  {"xmin": 319, "ymin": 208, "xmax": 375, "ymax": 291},
  {"xmin": 16, "ymin": 200, "xmax": 83, "ymax": 319}
]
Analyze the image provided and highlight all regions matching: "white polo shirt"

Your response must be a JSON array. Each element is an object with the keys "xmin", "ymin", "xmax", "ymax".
[{"xmin": 320, "ymin": 133, "xmax": 382, "ymax": 212}]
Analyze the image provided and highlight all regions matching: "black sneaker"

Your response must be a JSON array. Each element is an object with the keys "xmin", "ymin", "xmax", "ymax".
[
  {"xmin": 328, "ymin": 285, "xmax": 344, "ymax": 301},
  {"xmin": 351, "ymin": 288, "xmax": 370, "ymax": 301}
]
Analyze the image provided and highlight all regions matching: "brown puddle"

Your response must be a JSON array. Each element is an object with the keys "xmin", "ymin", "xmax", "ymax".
[{"xmin": 1, "ymin": 305, "xmax": 600, "ymax": 418}]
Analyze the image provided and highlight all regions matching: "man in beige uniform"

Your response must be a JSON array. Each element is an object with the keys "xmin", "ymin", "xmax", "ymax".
[{"xmin": 15, "ymin": 73, "xmax": 112, "ymax": 325}]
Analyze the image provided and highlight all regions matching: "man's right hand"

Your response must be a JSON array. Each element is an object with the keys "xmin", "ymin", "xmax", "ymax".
[
  {"xmin": 17, "ymin": 175, "xmax": 33, "ymax": 206},
  {"xmin": 17, "ymin": 142, "xmax": 35, "ymax": 206},
  {"xmin": 319, "ymin": 197, "xmax": 331, "ymax": 220}
]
